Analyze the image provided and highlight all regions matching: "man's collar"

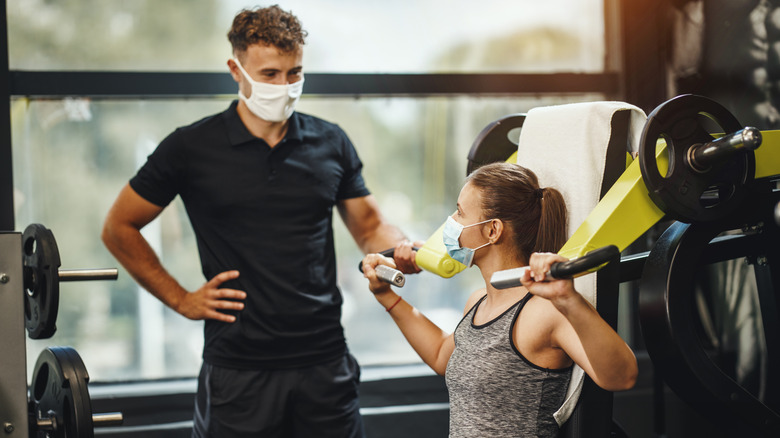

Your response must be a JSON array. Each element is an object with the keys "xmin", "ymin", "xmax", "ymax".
[
  {"xmin": 285, "ymin": 112, "xmax": 303, "ymax": 143},
  {"xmin": 224, "ymin": 100, "xmax": 303, "ymax": 146},
  {"xmin": 224, "ymin": 101, "xmax": 253, "ymax": 146}
]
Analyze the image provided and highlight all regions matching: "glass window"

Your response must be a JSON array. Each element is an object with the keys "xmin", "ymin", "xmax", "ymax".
[
  {"xmin": 7, "ymin": 0, "xmax": 605, "ymax": 73},
  {"xmin": 8, "ymin": 0, "xmax": 610, "ymax": 382},
  {"xmin": 12, "ymin": 93, "xmax": 604, "ymax": 381}
]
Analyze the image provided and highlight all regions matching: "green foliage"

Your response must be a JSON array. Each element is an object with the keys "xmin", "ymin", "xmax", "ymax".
[{"xmin": 8, "ymin": 0, "xmax": 226, "ymax": 70}]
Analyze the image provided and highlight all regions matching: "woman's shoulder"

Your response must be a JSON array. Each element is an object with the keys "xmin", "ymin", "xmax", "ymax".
[
  {"xmin": 524, "ymin": 294, "xmax": 566, "ymax": 320},
  {"xmin": 462, "ymin": 288, "xmax": 487, "ymax": 315},
  {"xmin": 519, "ymin": 294, "xmax": 572, "ymax": 341}
]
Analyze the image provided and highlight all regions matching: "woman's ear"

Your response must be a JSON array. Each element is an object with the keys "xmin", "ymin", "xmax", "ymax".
[{"xmin": 487, "ymin": 219, "xmax": 504, "ymax": 243}]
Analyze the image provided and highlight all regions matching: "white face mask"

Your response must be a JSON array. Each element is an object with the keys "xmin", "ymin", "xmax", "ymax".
[{"xmin": 233, "ymin": 58, "xmax": 304, "ymax": 122}]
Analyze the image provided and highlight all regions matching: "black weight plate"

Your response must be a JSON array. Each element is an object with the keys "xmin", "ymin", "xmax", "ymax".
[
  {"xmin": 639, "ymin": 220, "xmax": 780, "ymax": 435},
  {"xmin": 466, "ymin": 114, "xmax": 525, "ymax": 176},
  {"xmin": 22, "ymin": 224, "xmax": 61, "ymax": 339},
  {"xmin": 30, "ymin": 347, "xmax": 94, "ymax": 438},
  {"xmin": 639, "ymin": 94, "xmax": 755, "ymax": 222}
]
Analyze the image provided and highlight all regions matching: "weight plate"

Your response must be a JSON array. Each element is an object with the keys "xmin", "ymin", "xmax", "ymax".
[
  {"xmin": 22, "ymin": 224, "xmax": 61, "ymax": 339},
  {"xmin": 639, "ymin": 94, "xmax": 755, "ymax": 222},
  {"xmin": 30, "ymin": 347, "xmax": 94, "ymax": 438},
  {"xmin": 639, "ymin": 219, "xmax": 780, "ymax": 434}
]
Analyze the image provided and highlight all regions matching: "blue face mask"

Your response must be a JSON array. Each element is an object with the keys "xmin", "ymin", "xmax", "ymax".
[{"xmin": 442, "ymin": 216, "xmax": 494, "ymax": 267}]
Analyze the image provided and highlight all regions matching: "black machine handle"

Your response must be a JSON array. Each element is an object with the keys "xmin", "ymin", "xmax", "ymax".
[
  {"xmin": 490, "ymin": 245, "xmax": 620, "ymax": 289},
  {"xmin": 549, "ymin": 245, "xmax": 620, "ymax": 279},
  {"xmin": 357, "ymin": 246, "xmax": 420, "ymax": 272},
  {"xmin": 358, "ymin": 248, "xmax": 397, "ymax": 273}
]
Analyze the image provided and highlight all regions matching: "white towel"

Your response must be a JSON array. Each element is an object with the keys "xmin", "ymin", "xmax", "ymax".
[{"xmin": 515, "ymin": 101, "xmax": 646, "ymax": 426}]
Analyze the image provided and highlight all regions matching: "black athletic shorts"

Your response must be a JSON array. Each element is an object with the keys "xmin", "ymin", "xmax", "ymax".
[{"xmin": 192, "ymin": 352, "xmax": 365, "ymax": 438}]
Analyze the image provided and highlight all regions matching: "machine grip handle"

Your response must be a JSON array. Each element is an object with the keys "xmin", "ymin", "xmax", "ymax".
[
  {"xmin": 357, "ymin": 247, "xmax": 419, "ymax": 272},
  {"xmin": 358, "ymin": 248, "xmax": 398, "ymax": 273},
  {"xmin": 549, "ymin": 245, "xmax": 620, "ymax": 279},
  {"xmin": 374, "ymin": 265, "xmax": 406, "ymax": 287},
  {"xmin": 357, "ymin": 247, "xmax": 418, "ymax": 287},
  {"xmin": 490, "ymin": 245, "xmax": 619, "ymax": 289}
]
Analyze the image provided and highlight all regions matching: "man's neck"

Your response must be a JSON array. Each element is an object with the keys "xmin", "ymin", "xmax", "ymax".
[{"xmin": 236, "ymin": 101, "xmax": 289, "ymax": 148}]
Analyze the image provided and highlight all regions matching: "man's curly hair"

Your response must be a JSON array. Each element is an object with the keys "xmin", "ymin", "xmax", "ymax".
[{"xmin": 228, "ymin": 5, "xmax": 307, "ymax": 55}]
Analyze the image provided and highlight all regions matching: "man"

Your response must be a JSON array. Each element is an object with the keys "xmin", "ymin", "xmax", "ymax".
[{"xmin": 102, "ymin": 5, "xmax": 418, "ymax": 437}]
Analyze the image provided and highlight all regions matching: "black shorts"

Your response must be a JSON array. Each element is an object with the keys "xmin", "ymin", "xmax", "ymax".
[{"xmin": 192, "ymin": 352, "xmax": 364, "ymax": 438}]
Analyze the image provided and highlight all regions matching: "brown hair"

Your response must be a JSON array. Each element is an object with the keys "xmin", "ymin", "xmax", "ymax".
[
  {"xmin": 466, "ymin": 162, "xmax": 567, "ymax": 262},
  {"xmin": 228, "ymin": 5, "xmax": 307, "ymax": 55}
]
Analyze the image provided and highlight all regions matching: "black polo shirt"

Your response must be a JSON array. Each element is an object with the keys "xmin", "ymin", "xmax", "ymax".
[{"xmin": 130, "ymin": 101, "xmax": 370, "ymax": 369}]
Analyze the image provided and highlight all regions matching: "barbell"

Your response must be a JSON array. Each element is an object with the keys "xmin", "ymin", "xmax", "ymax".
[
  {"xmin": 22, "ymin": 223, "xmax": 118, "ymax": 339},
  {"xmin": 30, "ymin": 346, "xmax": 123, "ymax": 438}
]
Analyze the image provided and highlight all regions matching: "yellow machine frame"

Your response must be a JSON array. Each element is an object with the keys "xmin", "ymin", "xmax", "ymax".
[{"xmin": 414, "ymin": 131, "xmax": 780, "ymax": 277}]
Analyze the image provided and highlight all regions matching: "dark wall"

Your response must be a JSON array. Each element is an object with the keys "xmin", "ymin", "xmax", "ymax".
[{"xmin": 668, "ymin": 0, "xmax": 780, "ymax": 130}]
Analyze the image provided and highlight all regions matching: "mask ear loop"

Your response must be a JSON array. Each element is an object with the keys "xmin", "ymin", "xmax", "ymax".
[
  {"xmin": 470, "ymin": 219, "xmax": 500, "ymax": 252},
  {"xmin": 489, "ymin": 218, "xmax": 504, "ymax": 245},
  {"xmin": 233, "ymin": 58, "xmax": 254, "ymax": 83},
  {"xmin": 479, "ymin": 218, "xmax": 501, "ymax": 245},
  {"xmin": 232, "ymin": 58, "xmax": 256, "ymax": 102}
]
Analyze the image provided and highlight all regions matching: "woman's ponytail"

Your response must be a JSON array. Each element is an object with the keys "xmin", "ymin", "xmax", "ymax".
[
  {"xmin": 533, "ymin": 187, "xmax": 567, "ymax": 254},
  {"xmin": 466, "ymin": 163, "xmax": 568, "ymax": 263}
]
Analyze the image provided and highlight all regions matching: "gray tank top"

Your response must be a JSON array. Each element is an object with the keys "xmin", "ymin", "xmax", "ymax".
[{"xmin": 445, "ymin": 293, "xmax": 572, "ymax": 438}]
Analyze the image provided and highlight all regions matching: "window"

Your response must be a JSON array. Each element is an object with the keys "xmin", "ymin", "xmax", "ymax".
[
  {"xmin": 7, "ymin": 0, "xmax": 610, "ymax": 382},
  {"xmin": 8, "ymin": 0, "xmax": 605, "ymax": 73}
]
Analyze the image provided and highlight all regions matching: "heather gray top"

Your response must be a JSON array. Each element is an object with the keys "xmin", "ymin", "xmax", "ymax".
[{"xmin": 445, "ymin": 293, "xmax": 572, "ymax": 438}]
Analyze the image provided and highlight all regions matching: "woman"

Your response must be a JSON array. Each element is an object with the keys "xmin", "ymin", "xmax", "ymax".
[{"xmin": 362, "ymin": 162, "xmax": 637, "ymax": 438}]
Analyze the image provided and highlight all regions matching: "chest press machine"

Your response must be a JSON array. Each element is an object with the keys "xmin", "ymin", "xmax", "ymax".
[
  {"xmin": 487, "ymin": 94, "xmax": 780, "ymax": 437},
  {"xmin": 0, "ymin": 224, "xmax": 122, "ymax": 437},
  {"xmin": 374, "ymin": 94, "xmax": 780, "ymax": 436}
]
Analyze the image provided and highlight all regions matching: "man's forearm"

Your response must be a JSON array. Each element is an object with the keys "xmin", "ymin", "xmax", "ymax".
[
  {"xmin": 359, "ymin": 222, "xmax": 408, "ymax": 254},
  {"xmin": 102, "ymin": 222, "xmax": 188, "ymax": 311}
]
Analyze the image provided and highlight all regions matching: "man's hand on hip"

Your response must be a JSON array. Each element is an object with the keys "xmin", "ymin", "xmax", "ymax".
[{"xmin": 176, "ymin": 270, "xmax": 246, "ymax": 322}]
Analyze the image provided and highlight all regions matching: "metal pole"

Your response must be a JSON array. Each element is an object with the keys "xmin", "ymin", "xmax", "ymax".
[
  {"xmin": 58, "ymin": 268, "xmax": 119, "ymax": 281},
  {"xmin": 0, "ymin": 0, "xmax": 15, "ymax": 231}
]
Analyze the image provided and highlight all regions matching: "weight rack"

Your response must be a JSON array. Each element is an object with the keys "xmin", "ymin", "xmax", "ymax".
[{"xmin": 0, "ymin": 224, "xmax": 123, "ymax": 437}]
